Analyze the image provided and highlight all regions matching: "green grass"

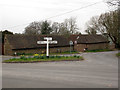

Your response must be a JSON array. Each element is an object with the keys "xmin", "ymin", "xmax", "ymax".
[
  {"xmin": 85, "ymin": 49, "xmax": 113, "ymax": 52},
  {"xmin": 50, "ymin": 51, "xmax": 79, "ymax": 55},
  {"xmin": 116, "ymin": 52, "xmax": 120, "ymax": 57},
  {"xmin": 3, "ymin": 55, "xmax": 84, "ymax": 63},
  {"xmin": 14, "ymin": 51, "xmax": 79, "ymax": 56}
]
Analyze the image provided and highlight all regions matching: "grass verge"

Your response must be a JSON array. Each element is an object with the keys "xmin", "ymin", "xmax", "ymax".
[
  {"xmin": 85, "ymin": 49, "xmax": 113, "ymax": 52},
  {"xmin": 2, "ymin": 55, "xmax": 84, "ymax": 63},
  {"xmin": 14, "ymin": 51, "xmax": 79, "ymax": 56},
  {"xmin": 116, "ymin": 52, "xmax": 120, "ymax": 57}
]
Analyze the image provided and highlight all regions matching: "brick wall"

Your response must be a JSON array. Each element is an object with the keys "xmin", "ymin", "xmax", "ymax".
[
  {"xmin": 74, "ymin": 43, "xmax": 109, "ymax": 52},
  {"xmin": 12, "ymin": 46, "xmax": 73, "ymax": 55},
  {"xmin": 4, "ymin": 36, "xmax": 13, "ymax": 55}
]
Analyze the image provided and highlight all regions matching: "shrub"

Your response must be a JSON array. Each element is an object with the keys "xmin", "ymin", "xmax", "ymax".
[
  {"xmin": 40, "ymin": 56, "xmax": 46, "ymax": 59},
  {"xmin": 73, "ymin": 55, "xmax": 77, "ymax": 57},
  {"xmin": 20, "ymin": 56, "xmax": 27, "ymax": 60},
  {"xmin": 34, "ymin": 54, "xmax": 39, "ymax": 56},
  {"xmin": 56, "ymin": 56, "xmax": 61, "ymax": 58},
  {"xmin": 49, "ymin": 56, "xmax": 55, "ymax": 58},
  {"xmin": 11, "ymin": 58, "xmax": 17, "ymax": 60},
  {"xmin": 76, "ymin": 56, "xmax": 80, "ymax": 58},
  {"xmin": 65, "ymin": 56, "xmax": 68, "ymax": 58},
  {"xmin": 34, "ymin": 56, "xmax": 40, "ymax": 59}
]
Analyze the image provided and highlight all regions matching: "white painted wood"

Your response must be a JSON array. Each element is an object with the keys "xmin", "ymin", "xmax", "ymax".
[{"xmin": 37, "ymin": 37, "xmax": 58, "ymax": 57}]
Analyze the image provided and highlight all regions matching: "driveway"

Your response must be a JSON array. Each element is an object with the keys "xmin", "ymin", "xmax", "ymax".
[{"xmin": 2, "ymin": 51, "xmax": 118, "ymax": 88}]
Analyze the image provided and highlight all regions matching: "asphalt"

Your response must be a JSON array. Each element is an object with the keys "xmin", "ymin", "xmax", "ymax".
[{"xmin": 1, "ymin": 51, "xmax": 119, "ymax": 88}]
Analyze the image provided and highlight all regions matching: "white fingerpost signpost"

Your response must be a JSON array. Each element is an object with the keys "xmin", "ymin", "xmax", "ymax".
[{"xmin": 37, "ymin": 37, "xmax": 58, "ymax": 57}]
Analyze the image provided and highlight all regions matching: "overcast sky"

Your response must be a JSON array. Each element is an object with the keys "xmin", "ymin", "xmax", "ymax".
[{"xmin": 0, "ymin": 0, "xmax": 109, "ymax": 34}]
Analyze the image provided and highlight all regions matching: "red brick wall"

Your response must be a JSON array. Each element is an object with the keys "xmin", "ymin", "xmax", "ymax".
[
  {"xmin": 12, "ymin": 46, "xmax": 72, "ymax": 55},
  {"xmin": 74, "ymin": 43, "xmax": 109, "ymax": 52},
  {"xmin": 4, "ymin": 36, "xmax": 13, "ymax": 55}
]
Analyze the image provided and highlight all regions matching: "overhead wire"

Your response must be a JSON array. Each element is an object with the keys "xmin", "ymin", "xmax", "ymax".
[{"xmin": 2, "ymin": 1, "xmax": 103, "ymax": 29}]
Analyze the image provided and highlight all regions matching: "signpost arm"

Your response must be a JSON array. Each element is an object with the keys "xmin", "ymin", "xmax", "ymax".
[{"xmin": 37, "ymin": 37, "xmax": 57, "ymax": 57}]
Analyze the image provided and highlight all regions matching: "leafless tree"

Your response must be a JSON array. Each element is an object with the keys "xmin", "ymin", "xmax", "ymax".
[
  {"xmin": 106, "ymin": 0, "xmax": 120, "ymax": 6},
  {"xmin": 85, "ymin": 10, "xmax": 119, "ymax": 48},
  {"xmin": 98, "ymin": 10, "xmax": 119, "ymax": 48},
  {"xmin": 51, "ymin": 17, "xmax": 80, "ymax": 35},
  {"xmin": 24, "ymin": 21, "xmax": 42, "ymax": 35},
  {"xmin": 85, "ymin": 16, "xmax": 99, "ymax": 34}
]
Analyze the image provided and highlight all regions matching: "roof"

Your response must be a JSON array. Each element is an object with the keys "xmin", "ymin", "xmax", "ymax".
[
  {"xmin": 6, "ymin": 34, "xmax": 70, "ymax": 50},
  {"xmin": 69, "ymin": 34, "xmax": 109, "ymax": 44},
  {"xmin": 5, "ymin": 34, "xmax": 109, "ymax": 50}
]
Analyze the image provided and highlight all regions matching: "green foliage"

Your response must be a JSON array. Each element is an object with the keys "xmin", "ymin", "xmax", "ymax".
[
  {"xmin": 49, "ymin": 56, "xmax": 55, "ymax": 58},
  {"xmin": 73, "ymin": 55, "xmax": 77, "ymax": 57},
  {"xmin": 3, "ymin": 55, "xmax": 84, "ymax": 63},
  {"xmin": 116, "ymin": 52, "xmax": 120, "ymax": 57},
  {"xmin": 41, "ymin": 20, "xmax": 53, "ymax": 35},
  {"xmin": 34, "ymin": 56, "xmax": 40, "ymax": 59},
  {"xmin": 11, "ymin": 58, "xmax": 17, "ymax": 60},
  {"xmin": 20, "ymin": 56, "xmax": 27, "ymax": 60},
  {"xmin": 16, "ymin": 53, "xmax": 33, "ymax": 56},
  {"xmin": 39, "ymin": 56, "xmax": 46, "ymax": 59},
  {"xmin": 85, "ymin": 49, "xmax": 113, "ymax": 52},
  {"xmin": 56, "ymin": 56, "xmax": 61, "ymax": 58}
]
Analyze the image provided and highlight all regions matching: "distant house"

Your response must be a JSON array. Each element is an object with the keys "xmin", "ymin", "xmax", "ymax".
[
  {"xmin": 4, "ymin": 34, "xmax": 113, "ymax": 55},
  {"xmin": 69, "ymin": 34, "xmax": 111, "ymax": 52}
]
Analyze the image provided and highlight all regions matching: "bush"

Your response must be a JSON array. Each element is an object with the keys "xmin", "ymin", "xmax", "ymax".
[
  {"xmin": 73, "ymin": 55, "xmax": 77, "ymax": 57},
  {"xmin": 65, "ymin": 56, "xmax": 68, "ymax": 58},
  {"xmin": 86, "ymin": 49, "xmax": 112, "ymax": 52},
  {"xmin": 34, "ymin": 54, "xmax": 39, "ymax": 56},
  {"xmin": 39, "ymin": 56, "xmax": 46, "ymax": 59},
  {"xmin": 11, "ymin": 58, "xmax": 17, "ymax": 60},
  {"xmin": 34, "ymin": 56, "xmax": 40, "ymax": 59},
  {"xmin": 56, "ymin": 56, "xmax": 61, "ymax": 58},
  {"xmin": 49, "ymin": 56, "xmax": 55, "ymax": 58},
  {"xmin": 20, "ymin": 56, "xmax": 27, "ymax": 60},
  {"xmin": 16, "ymin": 53, "xmax": 33, "ymax": 56}
]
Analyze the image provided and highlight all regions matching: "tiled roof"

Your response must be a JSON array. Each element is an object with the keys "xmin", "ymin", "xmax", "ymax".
[
  {"xmin": 69, "ymin": 34, "xmax": 109, "ymax": 44},
  {"xmin": 6, "ymin": 34, "xmax": 109, "ymax": 50},
  {"xmin": 6, "ymin": 34, "xmax": 70, "ymax": 50}
]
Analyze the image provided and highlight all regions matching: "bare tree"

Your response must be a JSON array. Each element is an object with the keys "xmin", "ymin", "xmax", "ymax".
[
  {"xmin": 51, "ymin": 22, "xmax": 60, "ymax": 35},
  {"xmin": 85, "ymin": 16, "xmax": 99, "ymax": 34},
  {"xmin": 85, "ymin": 10, "xmax": 119, "ymax": 48},
  {"xmin": 24, "ymin": 21, "xmax": 42, "ymax": 35},
  {"xmin": 64, "ymin": 17, "xmax": 79, "ymax": 34},
  {"xmin": 98, "ymin": 10, "xmax": 119, "ymax": 48},
  {"xmin": 24, "ymin": 17, "xmax": 80, "ymax": 35},
  {"xmin": 106, "ymin": 0, "xmax": 120, "ymax": 6},
  {"xmin": 51, "ymin": 17, "xmax": 80, "ymax": 35}
]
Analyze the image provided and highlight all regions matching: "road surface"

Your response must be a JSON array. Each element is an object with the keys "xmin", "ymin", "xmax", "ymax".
[{"xmin": 2, "ymin": 51, "xmax": 118, "ymax": 88}]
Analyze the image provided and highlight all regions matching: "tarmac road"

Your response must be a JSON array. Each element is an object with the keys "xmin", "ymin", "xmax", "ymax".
[{"xmin": 2, "ymin": 51, "xmax": 119, "ymax": 88}]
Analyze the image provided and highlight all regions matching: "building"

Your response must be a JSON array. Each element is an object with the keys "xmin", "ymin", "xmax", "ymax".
[
  {"xmin": 0, "ymin": 30, "xmax": 13, "ymax": 55},
  {"xmin": 3, "ymin": 34, "xmax": 112, "ymax": 55},
  {"xmin": 4, "ymin": 34, "xmax": 73, "ymax": 55},
  {"xmin": 69, "ymin": 34, "xmax": 110, "ymax": 52}
]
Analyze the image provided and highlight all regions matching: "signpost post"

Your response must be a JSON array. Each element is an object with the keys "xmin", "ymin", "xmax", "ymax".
[
  {"xmin": 37, "ymin": 37, "xmax": 57, "ymax": 57},
  {"xmin": 69, "ymin": 41, "xmax": 73, "ymax": 53}
]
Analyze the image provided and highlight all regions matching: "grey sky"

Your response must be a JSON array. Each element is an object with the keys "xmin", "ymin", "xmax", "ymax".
[{"xmin": 0, "ymin": 0, "xmax": 109, "ymax": 34}]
